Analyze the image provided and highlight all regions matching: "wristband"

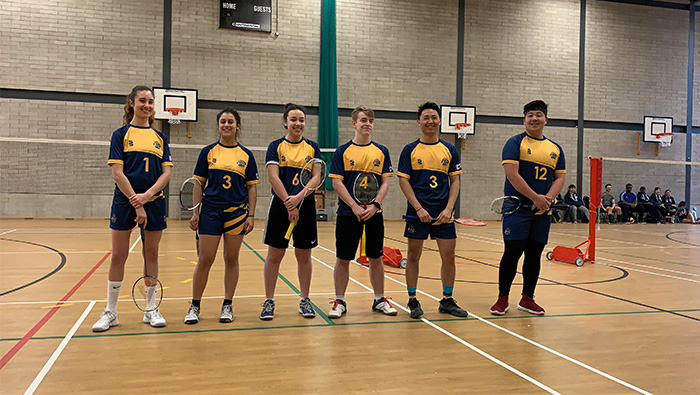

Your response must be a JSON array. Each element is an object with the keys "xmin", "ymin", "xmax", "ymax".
[{"xmin": 372, "ymin": 202, "xmax": 382, "ymax": 210}]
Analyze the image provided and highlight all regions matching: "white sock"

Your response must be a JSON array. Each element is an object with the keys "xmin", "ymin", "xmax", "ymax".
[
  {"xmin": 335, "ymin": 295, "xmax": 345, "ymax": 301},
  {"xmin": 107, "ymin": 281, "xmax": 121, "ymax": 312},
  {"xmin": 145, "ymin": 285, "xmax": 157, "ymax": 310},
  {"xmin": 374, "ymin": 294, "xmax": 384, "ymax": 302}
]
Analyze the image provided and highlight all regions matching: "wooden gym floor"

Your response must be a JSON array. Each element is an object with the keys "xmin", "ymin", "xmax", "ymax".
[{"xmin": 0, "ymin": 218, "xmax": 698, "ymax": 394}]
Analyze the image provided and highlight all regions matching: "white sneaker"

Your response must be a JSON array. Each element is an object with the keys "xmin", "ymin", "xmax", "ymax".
[
  {"xmin": 184, "ymin": 305, "xmax": 200, "ymax": 324},
  {"xmin": 372, "ymin": 298, "xmax": 398, "ymax": 316},
  {"xmin": 328, "ymin": 299, "xmax": 347, "ymax": 319},
  {"xmin": 143, "ymin": 308, "xmax": 167, "ymax": 327},
  {"xmin": 220, "ymin": 304, "xmax": 234, "ymax": 323},
  {"xmin": 92, "ymin": 310, "xmax": 118, "ymax": 332}
]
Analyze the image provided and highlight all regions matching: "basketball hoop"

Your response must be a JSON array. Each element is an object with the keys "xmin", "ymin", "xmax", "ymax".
[
  {"xmin": 166, "ymin": 107, "xmax": 184, "ymax": 124},
  {"xmin": 655, "ymin": 132, "xmax": 674, "ymax": 148}
]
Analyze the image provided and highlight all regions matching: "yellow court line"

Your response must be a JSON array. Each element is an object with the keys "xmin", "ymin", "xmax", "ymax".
[
  {"xmin": 180, "ymin": 278, "xmax": 193, "ymax": 284},
  {"xmin": 175, "ymin": 257, "xmax": 186, "ymax": 260},
  {"xmin": 191, "ymin": 261, "xmax": 197, "ymax": 265},
  {"xmin": 41, "ymin": 304, "xmax": 73, "ymax": 309}
]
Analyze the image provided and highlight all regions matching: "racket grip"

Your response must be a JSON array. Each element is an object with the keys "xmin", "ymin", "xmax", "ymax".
[{"xmin": 284, "ymin": 221, "xmax": 295, "ymax": 240}]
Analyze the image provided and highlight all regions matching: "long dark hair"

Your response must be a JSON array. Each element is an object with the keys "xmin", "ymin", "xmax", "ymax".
[
  {"xmin": 217, "ymin": 107, "xmax": 242, "ymax": 140},
  {"xmin": 282, "ymin": 103, "xmax": 306, "ymax": 128},
  {"xmin": 123, "ymin": 86, "xmax": 155, "ymax": 126}
]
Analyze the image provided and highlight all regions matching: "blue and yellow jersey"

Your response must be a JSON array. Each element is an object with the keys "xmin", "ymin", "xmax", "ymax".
[
  {"xmin": 108, "ymin": 124, "xmax": 173, "ymax": 199},
  {"xmin": 265, "ymin": 137, "xmax": 321, "ymax": 199},
  {"xmin": 329, "ymin": 140, "xmax": 394, "ymax": 216},
  {"xmin": 193, "ymin": 142, "xmax": 259, "ymax": 209},
  {"xmin": 502, "ymin": 132, "xmax": 566, "ymax": 205},
  {"xmin": 397, "ymin": 139, "xmax": 462, "ymax": 218}
]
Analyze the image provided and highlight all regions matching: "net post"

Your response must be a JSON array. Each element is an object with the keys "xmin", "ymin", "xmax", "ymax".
[{"xmin": 588, "ymin": 157, "xmax": 602, "ymax": 262}]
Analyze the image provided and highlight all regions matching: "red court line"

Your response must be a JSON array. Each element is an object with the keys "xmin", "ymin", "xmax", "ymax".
[{"xmin": 0, "ymin": 251, "xmax": 111, "ymax": 370}]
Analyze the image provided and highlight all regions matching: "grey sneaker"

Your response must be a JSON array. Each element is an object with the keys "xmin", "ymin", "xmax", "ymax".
[
  {"xmin": 299, "ymin": 297, "xmax": 316, "ymax": 318},
  {"xmin": 260, "ymin": 299, "xmax": 275, "ymax": 320},
  {"xmin": 184, "ymin": 305, "xmax": 200, "ymax": 324},
  {"xmin": 408, "ymin": 298, "xmax": 423, "ymax": 319},
  {"xmin": 438, "ymin": 297, "xmax": 468, "ymax": 317},
  {"xmin": 220, "ymin": 304, "xmax": 234, "ymax": 323}
]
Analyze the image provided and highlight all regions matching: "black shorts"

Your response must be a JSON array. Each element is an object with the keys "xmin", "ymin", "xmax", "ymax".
[
  {"xmin": 263, "ymin": 195, "xmax": 318, "ymax": 249},
  {"xmin": 335, "ymin": 213, "xmax": 384, "ymax": 260},
  {"xmin": 109, "ymin": 194, "xmax": 167, "ymax": 231}
]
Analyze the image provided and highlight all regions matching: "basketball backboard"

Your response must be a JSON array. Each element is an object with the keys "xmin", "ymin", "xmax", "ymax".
[
  {"xmin": 440, "ymin": 105, "xmax": 476, "ymax": 135},
  {"xmin": 153, "ymin": 87, "xmax": 198, "ymax": 122},
  {"xmin": 643, "ymin": 116, "xmax": 673, "ymax": 144}
]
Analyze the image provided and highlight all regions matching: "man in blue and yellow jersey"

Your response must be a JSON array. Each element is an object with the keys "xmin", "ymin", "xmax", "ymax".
[
  {"xmin": 490, "ymin": 100, "xmax": 566, "ymax": 316},
  {"xmin": 398, "ymin": 101, "xmax": 467, "ymax": 319},
  {"xmin": 327, "ymin": 106, "xmax": 397, "ymax": 318}
]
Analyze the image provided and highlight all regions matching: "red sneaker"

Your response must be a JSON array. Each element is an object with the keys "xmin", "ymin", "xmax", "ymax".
[
  {"xmin": 517, "ymin": 294, "xmax": 545, "ymax": 315},
  {"xmin": 490, "ymin": 294, "xmax": 509, "ymax": 315}
]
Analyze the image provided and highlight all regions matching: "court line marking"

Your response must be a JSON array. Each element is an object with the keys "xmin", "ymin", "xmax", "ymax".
[
  {"xmin": 458, "ymin": 232, "xmax": 700, "ymax": 283},
  {"xmin": 23, "ymin": 301, "xmax": 96, "ymax": 395},
  {"xmin": 596, "ymin": 257, "xmax": 700, "ymax": 278},
  {"xmin": 0, "ymin": 234, "xmax": 140, "ymax": 371},
  {"xmin": 0, "ymin": 229, "xmax": 17, "ymax": 236},
  {"xmin": 4, "ymin": 308, "xmax": 700, "ymax": 343},
  {"xmin": 316, "ymin": 245, "xmax": 653, "ymax": 395},
  {"xmin": 0, "ymin": 251, "xmax": 110, "ymax": 370},
  {"xmin": 309, "ymin": 249, "xmax": 559, "ymax": 394}
]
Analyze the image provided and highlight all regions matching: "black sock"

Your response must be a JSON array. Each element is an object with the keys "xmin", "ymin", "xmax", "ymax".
[
  {"xmin": 192, "ymin": 299, "xmax": 201, "ymax": 308},
  {"xmin": 223, "ymin": 299, "xmax": 232, "ymax": 306}
]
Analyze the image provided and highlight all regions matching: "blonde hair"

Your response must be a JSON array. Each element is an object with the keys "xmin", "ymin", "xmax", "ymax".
[{"xmin": 351, "ymin": 106, "xmax": 374, "ymax": 121}]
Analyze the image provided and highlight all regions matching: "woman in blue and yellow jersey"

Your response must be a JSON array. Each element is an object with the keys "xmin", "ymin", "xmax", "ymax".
[
  {"xmin": 93, "ymin": 86, "xmax": 173, "ymax": 332},
  {"xmin": 490, "ymin": 100, "xmax": 566, "ymax": 317},
  {"xmin": 184, "ymin": 108, "xmax": 258, "ymax": 325},
  {"xmin": 259, "ymin": 103, "xmax": 321, "ymax": 320}
]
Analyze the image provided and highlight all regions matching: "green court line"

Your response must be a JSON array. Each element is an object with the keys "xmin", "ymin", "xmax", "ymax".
[
  {"xmin": 4, "ymin": 308, "xmax": 698, "ymax": 343},
  {"xmin": 242, "ymin": 240, "xmax": 334, "ymax": 325}
]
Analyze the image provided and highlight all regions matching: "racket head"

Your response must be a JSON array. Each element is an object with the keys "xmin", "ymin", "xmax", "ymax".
[
  {"xmin": 454, "ymin": 218, "xmax": 487, "ymax": 226},
  {"xmin": 179, "ymin": 177, "xmax": 202, "ymax": 210},
  {"xmin": 131, "ymin": 275, "xmax": 163, "ymax": 312},
  {"xmin": 352, "ymin": 172, "xmax": 379, "ymax": 205},
  {"xmin": 491, "ymin": 196, "xmax": 522, "ymax": 215},
  {"xmin": 299, "ymin": 158, "xmax": 327, "ymax": 191}
]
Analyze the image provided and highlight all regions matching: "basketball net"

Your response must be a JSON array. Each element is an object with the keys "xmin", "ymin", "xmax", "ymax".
[
  {"xmin": 656, "ymin": 132, "xmax": 673, "ymax": 148},
  {"xmin": 166, "ymin": 108, "xmax": 183, "ymax": 125},
  {"xmin": 455, "ymin": 123, "xmax": 471, "ymax": 149}
]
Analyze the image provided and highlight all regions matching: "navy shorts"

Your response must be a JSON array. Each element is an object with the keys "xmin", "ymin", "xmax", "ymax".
[
  {"xmin": 198, "ymin": 203, "xmax": 249, "ymax": 236},
  {"xmin": 335, "ymin": 213, "xmax": 384, "ymax": 260},
  {"xmin": 263, "ymin": 195, "xmax": 318, "ymax": 249},
  {"xmin": 109, "ymin": 194, "xmax": 167, "ymax": 231},
  {"xmin": 404, "ymin": 218, "xmax": 456, "ymax": 240},
  {"xmin": 502, "ymin": 209, "xmax": 551, "ymax": 244}
]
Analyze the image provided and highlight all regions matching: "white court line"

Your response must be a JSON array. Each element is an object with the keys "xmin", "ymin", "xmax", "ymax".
[
  {"xmin": 315, "ymin": 244, "xmax": 653, "ymax": 395},
  {"xmin": 310, "ymin": 249, "xmax": 559, "ymax": 395},
  {"xmin": 0, "ymin": 229, "xmax": 18, "ymax": 236},
  {"xmin": 459, "ymin": 231, "xmax": 699, "ymax": 284},
  {"xmin": 24, "ymin": 301, "xmax": 96, "ymax": 395},
  {"xmin": 596, "ymin": 257, "xmax": 700, "ymax": 278},
  {"xmin": 21, "ymin": 237, "xmax": 141, "ymax": 393}
]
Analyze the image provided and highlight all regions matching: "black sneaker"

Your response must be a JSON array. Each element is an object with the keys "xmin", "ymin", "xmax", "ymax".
[
  {"xmin": 407, "ymin": 298, "xmax": 423, "ymax": 319},
  {"xmin": 438, "ymin": 297, "xmax": 468, "ymax": 317}
]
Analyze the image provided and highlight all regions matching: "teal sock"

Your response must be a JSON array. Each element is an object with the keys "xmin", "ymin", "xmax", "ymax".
[
  {"xmin": 407, "ymin": 287, "xmax": 417, "ymax": 298},
  {"xmin": 442, "ymin": 285, "xmax": 454, "ymax": 298}
]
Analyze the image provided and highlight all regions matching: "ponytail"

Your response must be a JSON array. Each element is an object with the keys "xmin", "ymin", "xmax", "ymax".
[{"xmin": 123, "ymin": 86, "xmax": 155, "ymax": 126}]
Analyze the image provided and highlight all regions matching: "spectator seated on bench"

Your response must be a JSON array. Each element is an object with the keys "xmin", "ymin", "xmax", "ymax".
[
  {"xmin": 564, "ymin": 184, "xmax": 589, "ymax": 223},
  {"xmin": 618, "ymin": 183, "xmax": 642, "ymax": 223},
  {"xmin": 661, "ymin": 189, "xmax": 677, "ymax": 223},
  {"xmin": 601, "ymin": 183, "xmax": 622, "ymax": 223},
  {"xmin": 637, "ymin": 186, "xmax": 660, "ymax": 223}
]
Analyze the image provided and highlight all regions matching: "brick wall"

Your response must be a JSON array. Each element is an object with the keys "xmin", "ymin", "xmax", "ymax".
[{"xmin": 1, "ymin": 0, "xmax": 697, "ymax": 219}]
